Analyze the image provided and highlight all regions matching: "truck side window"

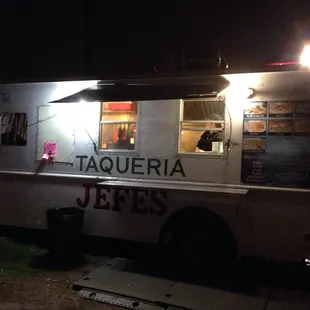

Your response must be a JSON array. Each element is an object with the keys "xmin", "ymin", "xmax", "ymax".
[
  {"xmin": 179, "ymin": 98, "xmax": 225, "ymax": 154},
  {"xmin": 0, "ymin": 113, "xmax": 27, "ymax": 146},
  {"xmin": 100, "ymin": 101, "xmax": 137, "ymax": 151}
]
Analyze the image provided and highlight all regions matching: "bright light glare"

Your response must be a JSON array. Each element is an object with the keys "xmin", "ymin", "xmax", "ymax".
[
  {"xmin": 247, "ymin": 88, "xmax": 255, "ymax": 98},
  {"xmin": 218, "ymin": 85, "xmax": 254, "ymax": 100},
  {"xmin": 300, "ymin": 45, "xmax": 310, "ymax": 67},
  {"xmin": 50, "ymin": 101, "xmax": 101, "ymax": 145},
  {"xmin": 52, "ymin": 81, "xmax": 98, "ymax": 102}
]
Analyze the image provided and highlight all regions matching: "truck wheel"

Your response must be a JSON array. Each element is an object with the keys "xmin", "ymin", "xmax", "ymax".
[{"xmin": 159, "ymin": 209, "xmax": 237, "ymax": 271}]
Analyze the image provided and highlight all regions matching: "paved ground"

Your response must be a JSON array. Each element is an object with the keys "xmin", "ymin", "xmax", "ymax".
[{"xmin": 73, "ymin": 258, "xmax": 310, "ymax": 310}]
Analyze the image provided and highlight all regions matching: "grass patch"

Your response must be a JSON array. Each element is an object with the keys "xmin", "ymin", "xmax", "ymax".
[{"xmin": 0, "ymin": 237, "xmax": 45, "ymax": 277}]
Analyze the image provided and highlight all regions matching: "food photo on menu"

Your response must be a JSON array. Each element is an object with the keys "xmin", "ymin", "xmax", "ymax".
[
  {"xmin": 294, "ymin": 120, "xmax": 310, "ymax": 135},
  {"xmin": 268, "ymin": 120, "xmax": 293, "ymax": 135},
  {"xmin": 243, "ymin": 137, "xmax": 266, "ymax": 152},
  {"xmin": 243, "ymin": 120, "xmax": 267, "ymax": 135},
  {"xmin": 269, "ymin": 101, "xmax": 293, "ymax": 117},
  {"xmin": 295, "ymin": 101, "xmax": 310, "ymax": 117},
  {"xmin": 244, "ymin": 102, "xmax": 267, "ymax": 117}
]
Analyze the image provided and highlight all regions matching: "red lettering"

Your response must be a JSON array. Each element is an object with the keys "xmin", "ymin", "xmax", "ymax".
[
  {"xmin": 76, "ymin": 183, "xmax": 93, "ymax": 208},
  {"xmin": 93, "ymin": 185, "xmax": 110, "ymax": 210}
]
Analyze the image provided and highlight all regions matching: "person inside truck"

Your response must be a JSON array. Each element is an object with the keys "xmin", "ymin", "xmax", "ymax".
[{"xmin": 195, "ymin": 114, "xmax": 223, "ymax": 152}]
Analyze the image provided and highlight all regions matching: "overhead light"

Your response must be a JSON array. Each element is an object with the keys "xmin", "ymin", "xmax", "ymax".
[
  {"xmin": 247, "ymin": 88, "xmax": 255, "ymax": 99},
  {"xmin": 218, "ymin": 86, "xmax": 255, "ymax": 99},
  {"xmin": 300, "ymin": 45, "xmax": 310, "ymax": 67}
]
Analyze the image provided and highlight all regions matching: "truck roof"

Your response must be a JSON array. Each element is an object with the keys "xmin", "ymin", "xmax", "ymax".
[{"xmin": 0, "ymin": 64, "xmax": 305, "ymax": 85}]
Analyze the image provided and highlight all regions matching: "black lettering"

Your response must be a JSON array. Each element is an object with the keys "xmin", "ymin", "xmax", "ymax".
[
  {"xmin": 86, "ymin": 156, "xmax": 98, "ymax": 172},
  {"xmin": 131, "ymin": 158, "xmax": 144, "ymax": 175},
  {"xmin": 170, "ymin": 159, "xmax": 186, "ymax": 177},
  {"xmin": 150, "ymin": 190, "xmax": 167, "ymax": 216},
  {"xmin": 112, "ymin": 188, "xmax": 126, "ymax": 211},
  {"xmin": 100, "ymin": 156, "xmax": 113, "ymax": 174},
  {"xmin": 76, "ymin": 155, "xmax": 88, "ymax": 171},
  {"xmin": 76, "ymin": 183, "xmax": 93, "ymax": 208},
  {"xmin": 131, "ymin": 189, "xmax": 148, "ymax": 214},
  {"xmin": 116, "ymin": 157, "xmax": 129, "ymax": 174},
  {"xmin": 147, "ymin": 159, "xmax": 161, "ymax": 176},
  {"xmin": 93, "ymin": 185, "xmax": 110, "ymax": 210},
  {"xmin": 164, "ymin": 159, "xmax": 168, "ymax": 176}
]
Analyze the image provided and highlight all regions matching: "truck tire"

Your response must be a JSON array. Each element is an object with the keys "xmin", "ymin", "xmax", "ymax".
[{"xmin": 158, "ymin": 208, "xmax": 237, "ymax": 271}]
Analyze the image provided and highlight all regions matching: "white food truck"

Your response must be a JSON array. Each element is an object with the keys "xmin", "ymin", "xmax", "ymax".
[{"xmin": 1, "ymin": 68, "xmax": 310, "ymax": 266}]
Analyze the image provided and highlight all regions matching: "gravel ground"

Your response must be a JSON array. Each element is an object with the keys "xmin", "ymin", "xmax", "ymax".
[{"xmin": 0, "ymin": 255, "xmax": 120, "ymax": 310}]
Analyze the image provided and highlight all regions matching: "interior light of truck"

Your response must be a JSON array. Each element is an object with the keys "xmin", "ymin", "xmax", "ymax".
[
  {"xmin": 105, "ymin": 101, "xmax": 133, "ymax": 111},
  {"xmin": 300, "ymin": 45, "xmax": 310, "ymax": 67}
]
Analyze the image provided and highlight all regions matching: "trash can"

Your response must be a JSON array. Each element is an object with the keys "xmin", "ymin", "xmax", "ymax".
[{"xmin": 46, "ymin": 207, "xmax": 85, "ymax": 259}]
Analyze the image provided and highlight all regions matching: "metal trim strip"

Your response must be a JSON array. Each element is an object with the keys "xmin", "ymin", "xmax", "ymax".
[{"xmin": 1, "ymin": 170, "xmax": 310, "ymax": 194}]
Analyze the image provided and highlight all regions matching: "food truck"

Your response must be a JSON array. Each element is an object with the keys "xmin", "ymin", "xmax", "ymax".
[{"xmin": 1, "ymin": 67, "xmax": 310, "ymax": 266}]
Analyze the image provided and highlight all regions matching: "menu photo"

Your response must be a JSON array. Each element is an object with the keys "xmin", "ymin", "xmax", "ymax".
[
  {"xmin": 269, "ymin": 101, "xmax": 293, "ymax": 117},
  {"xmin": 294, "ymin": 120, "xmax": 310, "ymax": 136},
  {"xmin": 243, "ymin": 120, "xmax": 266, "ymax": 136},
  {"xmin": 244, "ymin": 102, "xmax": 267, "ymax": 118},
  {"xmin": 268, "ymin": 119, "xmax": 293, "ymax": 136},
  {"xmin": 243, "ymin": 137, "xmax": 266, "ymax": 152},
  {"xmin": 295, "ymin": 101, "xmax": 310, "ymax": 117}
]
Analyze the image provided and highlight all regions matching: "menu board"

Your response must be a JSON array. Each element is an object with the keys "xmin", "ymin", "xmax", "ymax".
[{"xmin": 241, "ymin": 101, "xmax": 310, "ymax": 188}]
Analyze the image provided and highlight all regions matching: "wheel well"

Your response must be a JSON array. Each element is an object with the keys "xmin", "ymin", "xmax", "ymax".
[{"xmin": 158, "ymin": 206, "xmax": 238, "ymax": 259}]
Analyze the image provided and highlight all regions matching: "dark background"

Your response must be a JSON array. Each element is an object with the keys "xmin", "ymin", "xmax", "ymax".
[{"xmin": 0, "ymin": 0, "xmax": 310, "ymax": 81}]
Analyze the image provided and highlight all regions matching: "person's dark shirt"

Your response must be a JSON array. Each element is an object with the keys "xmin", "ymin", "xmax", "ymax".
[{"xmin": 197, "ymin": 131, "xmax": 219, "ymax": 151}]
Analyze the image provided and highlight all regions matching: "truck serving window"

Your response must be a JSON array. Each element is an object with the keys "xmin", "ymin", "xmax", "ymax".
[
  {"xmin": 100, "ymin": 101, "xmax": 137, "ymax": 151},
  {"xmin": 0, "ymin": 113, "xmax": 27, "ymax": 146},
  {"xmin": 179, "ymin": 98, "xmax": 225, "ymax": 154}
]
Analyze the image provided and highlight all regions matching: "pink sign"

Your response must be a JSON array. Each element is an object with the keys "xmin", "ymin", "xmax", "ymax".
[{"xmin": 43, "ymin": 141, "xmax": 57, "ymax": 159}]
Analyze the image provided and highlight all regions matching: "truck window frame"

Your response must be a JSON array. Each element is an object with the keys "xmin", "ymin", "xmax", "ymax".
[
  {"xmin": 98, "ymin": 101, "xmax": 140, "ymax": 154},
  {"xmin": 178, "ymin": 97, "xmax": 227, "ymax": 156},
  {"xmin": 0, "ymin": 112, "xmax": 28, "ymax": 146}
]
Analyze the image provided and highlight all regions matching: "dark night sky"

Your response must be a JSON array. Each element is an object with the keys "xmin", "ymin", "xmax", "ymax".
[{"xmin": 0, "ymin": 0, "xmax": 310, "ymax": 81}]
